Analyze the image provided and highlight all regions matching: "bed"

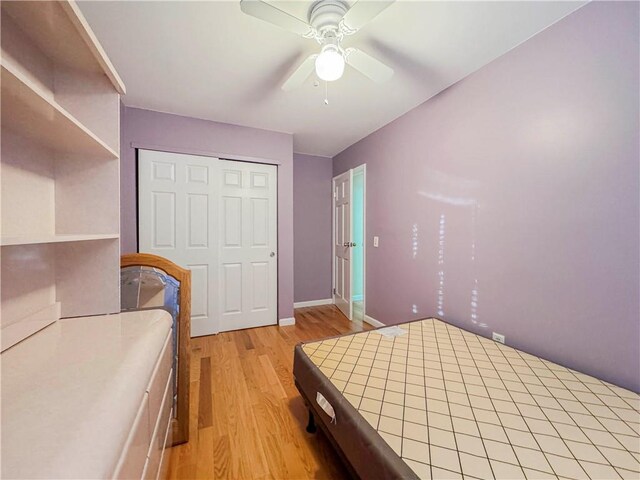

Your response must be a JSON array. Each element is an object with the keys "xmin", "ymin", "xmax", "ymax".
[{"xmin": 293, "ymin": 318, "xmax": 640, "ymax": 480}]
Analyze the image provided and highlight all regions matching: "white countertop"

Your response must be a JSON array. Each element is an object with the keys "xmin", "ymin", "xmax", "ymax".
[{"xmin": 1, "ymin": 309, "xmax": 172, "ymax": 479}]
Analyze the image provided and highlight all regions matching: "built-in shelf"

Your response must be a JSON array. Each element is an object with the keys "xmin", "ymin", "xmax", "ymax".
[
  {"xmin": 0, "ymin": 233, "xmax": 119, "ymax": 247},
  {"xmin": 1, "ymin": 0, "xmax": 123, "ymax": 358},
  {"xmin": 1, "ymin": 0, "xmax": 125, "ymax": 95},
  {"xmin": 0, "ymin": 59, "xmax": 119, "ymax": 159}
]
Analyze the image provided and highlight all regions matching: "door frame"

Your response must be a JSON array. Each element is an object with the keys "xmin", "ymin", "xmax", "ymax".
[
  {"xmin": 353, "ymin": 164, "xmax": 366, "ymax": 320},
  {"xmin": 332, "ymin": 164, "xmax": 366, "ymax": 321}
]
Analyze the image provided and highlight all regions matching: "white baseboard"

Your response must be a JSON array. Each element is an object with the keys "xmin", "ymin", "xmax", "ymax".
[
  {"xmin": 364, "ymin": 315, "xmax": 385, "ymax": 328},
  {"xmin": 279, "ymin": 317, "xmax": 295, "ymax": 326},
  {"xmin": 293, "ymin": 298, "xmax": 333, "ymax": 308}
]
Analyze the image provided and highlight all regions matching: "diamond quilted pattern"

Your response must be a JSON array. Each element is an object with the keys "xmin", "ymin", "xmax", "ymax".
[{"xmin": 302, "ymin": 318, "xmax": 640, "ymax": 479}]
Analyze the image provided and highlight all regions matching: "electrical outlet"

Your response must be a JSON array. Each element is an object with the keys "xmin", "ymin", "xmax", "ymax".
[
  {"xmin": 373, "ymin": 236, "xmax": 379, "ymax": 247},
  {"xmin": 492, "ymin": 332, "xmax": 505, "ymax": 344}
]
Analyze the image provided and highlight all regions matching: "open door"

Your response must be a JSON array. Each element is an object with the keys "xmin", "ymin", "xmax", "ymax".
[{"xmin": 333, "ymin": 170, "xmax": 353, "ymax": 319}]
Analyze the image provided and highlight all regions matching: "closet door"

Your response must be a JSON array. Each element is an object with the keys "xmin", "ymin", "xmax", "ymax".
[
  {"xmin": 217, "ymin": 160, "xmax": 277, "ymax": 332},
  {"xmin": 138, "ymin": 150, "xmax": 278, "ymax": 336},
  {"xmin": 138, "ymin": 150, "xmax": 217, "ymax": 337}
]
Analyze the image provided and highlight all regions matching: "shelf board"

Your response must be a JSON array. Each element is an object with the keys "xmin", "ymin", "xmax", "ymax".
[
  {"xmin": 1, "ymin": 1, "xmax": 125, "ymax": 94},
  {"xmin": 1, "ymin": 59, "xmax": 119, "ymax": 158},
  {"xmin": 1, "ymin": 233, "xmax": 119, "ymax": 247}
]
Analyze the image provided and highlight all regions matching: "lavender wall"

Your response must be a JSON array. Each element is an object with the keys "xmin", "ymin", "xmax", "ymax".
[
  {"xmin": 293, "ymin": 154, "xmax": 333, "ymax": 303},
  {"xmin": 120, "ymin": 106, "xmax": 295, "ymax": 320},
  {"xmin": 333, "ymin": 2, "xmax": 639, "ymax": 392}
]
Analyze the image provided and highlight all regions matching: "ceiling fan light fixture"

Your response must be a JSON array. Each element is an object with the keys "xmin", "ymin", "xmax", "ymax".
[{"xmin": 315, "ymin": 45, "xmax": 345, "ymax": 82}]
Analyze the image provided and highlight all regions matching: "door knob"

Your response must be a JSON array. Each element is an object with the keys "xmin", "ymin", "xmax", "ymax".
[
  {"xmin": 270, "ymin": 251, "xmax": 276, "ymax": 257},
  {"xmin": 350, "ymin": 242, "xmax": 357, "ymax": 247},
  {"xmin": 343, "ymin": 242, "xmax": 349, "ymax": 247}
]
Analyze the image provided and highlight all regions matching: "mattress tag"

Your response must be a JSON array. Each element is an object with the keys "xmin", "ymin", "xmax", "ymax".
[
  {"xmin": 373, "ymin": 326, "xmax": 407, "ymax": 338},
  {"xmin": 316, "ymin": 392, "xmax": 336, "ymax": 423}
]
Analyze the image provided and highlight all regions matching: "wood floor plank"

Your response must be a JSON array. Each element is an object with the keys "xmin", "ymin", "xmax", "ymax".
[
  {"xmin": 258, "ymin": 354, "xmax": 288, "ymax": 400},
  {"xmin": 198, "ymin": 357, "xmax": 213, "ymax": 429},
  {"xmin": 167, "ymin": 305, "xmax": 372, "ymax": 479},
  {"xmin": 195, "ymin": 427, "xmax": 215, "ymax": 479},
  {"xmin": 240, "ymin": 354, "xmax": 270, "ymax": 406},
  {"xmin": 212, "ymin": 435, "xmax": 230, "ymax": 479},
  {"xmin": 168, "ymin": 435, "xmax": 197, "ymax": 479}
]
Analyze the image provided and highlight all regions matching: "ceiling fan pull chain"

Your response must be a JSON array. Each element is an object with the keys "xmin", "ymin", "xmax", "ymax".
[{"xmin": 324, "ymin": 81, "xmax": 329, "ymax": 105}]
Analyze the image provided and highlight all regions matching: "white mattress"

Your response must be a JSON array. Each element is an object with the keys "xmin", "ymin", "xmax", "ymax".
[{"xmin": 302, "ymin": 318, "xmax": 640, "ymax": 480}]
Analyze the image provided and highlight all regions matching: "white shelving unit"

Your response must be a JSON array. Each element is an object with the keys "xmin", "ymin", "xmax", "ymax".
[
  {"xmin": 1, "ymin": 0, "xmax": 125, "ymax": 351},
  {"xmin": 1, "ymin": 60, "xmax": 119, "ymax": 158}
]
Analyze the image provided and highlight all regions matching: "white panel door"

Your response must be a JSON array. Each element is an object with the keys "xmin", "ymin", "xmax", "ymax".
[
  {"xmin": 333, "ymin": 170, "xmax": 352, "ymax": 319},
  {"xmin": 139, "ymin": 150, "xmax": 218, "ymax": 337},
  {"xmin": 138, "ymin": 150, "xmax": 277, "ymax": 336},
  {"xmin": 218, "ymin": 160, "xmax": 277, "ymax": 332}
]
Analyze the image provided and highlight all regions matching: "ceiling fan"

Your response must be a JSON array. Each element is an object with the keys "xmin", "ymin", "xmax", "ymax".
[{"xmin": 240, "ymin": 0, "xmax": 395, "ymax": 91}]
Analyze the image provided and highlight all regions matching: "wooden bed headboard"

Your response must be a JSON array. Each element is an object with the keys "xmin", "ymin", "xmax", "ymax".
[{"xmin": 121, "ymin": 253, "xmax": 191, "ymax": 446}]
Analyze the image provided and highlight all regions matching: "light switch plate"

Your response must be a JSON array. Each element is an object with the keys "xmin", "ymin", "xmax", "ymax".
[{"xmin": 373, "ymin": 236, "xmax": 379, "ymax": 247}]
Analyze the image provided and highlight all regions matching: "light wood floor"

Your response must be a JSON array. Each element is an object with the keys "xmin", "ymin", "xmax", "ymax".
[{"xmin": 167, "ymin": 304, "xmax": 373, "ymax": 480}]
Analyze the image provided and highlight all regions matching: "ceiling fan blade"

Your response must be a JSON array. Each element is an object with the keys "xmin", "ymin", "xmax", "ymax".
[
  {"xmin": 240, "ymin": 0, "xmax": 315, "ymax": 37},
  {"xmin": 345, "ymin": 48, "xmax": 393, "ymax": 83},
  {"xmin": 340, "ymin": 0, "xmax": 395, "ymax": 34},
  {"xmin": 282, "ymin": 54, "xmax": 318, "ymax": 91}
]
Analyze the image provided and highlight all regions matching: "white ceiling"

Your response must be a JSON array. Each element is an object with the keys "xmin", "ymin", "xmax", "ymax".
[{"xmin": 79, "ymin": 1, "xmax": 585, "ymax": 157}]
